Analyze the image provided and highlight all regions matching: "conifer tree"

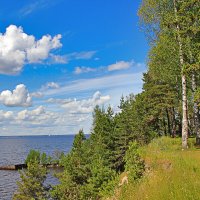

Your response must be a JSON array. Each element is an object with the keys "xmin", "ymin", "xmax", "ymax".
[{"xmin": 13, "ymin": 161, "xmax": 48, "ymax": 200}]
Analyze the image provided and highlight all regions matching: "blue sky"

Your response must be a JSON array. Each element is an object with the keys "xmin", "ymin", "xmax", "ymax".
[{"xmin": 0, "ymin": 0, "xmax": 148, "ymax": 136}]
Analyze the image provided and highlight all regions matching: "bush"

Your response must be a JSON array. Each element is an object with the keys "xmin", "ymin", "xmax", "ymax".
[
  {"xmin": 25, "ymin": 150, "xmax": 41, "ymax": 164},
  {"xmin": 124, "ymin": 142, "xmax": 145, "ymax": 182},
  {"xmin": 40, "ymin": 152, "xmax": 49, "ymax": 165},
  {"xmin": 25, "ymin": 149, "xmax": 63, "ymax": 165},
  {"xmin": 13, "ymin": 161, "xmax": 48, "ymax": 200}
]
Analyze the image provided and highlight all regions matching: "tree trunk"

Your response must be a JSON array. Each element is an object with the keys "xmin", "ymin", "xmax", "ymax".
[
  {"xmin": 192, "ymin": 73, "xmax": 200, "ymax": 144},
  {"xmin": 171, "ymin": 107, "xmax": 176, "ymax": 138},
  {"xmin": 173, "ymin": 0, "xmax": 188, "ymax": 149},
  {"xmin": 166, "ymin": 108, "xmax": 171, "ymax": 136},
  {"xmin": 182, "ymin": 74, "xmax": 188, "ymax": 148},
  {"xmin": 163, "ymin": 116, "xmax": 167, "ymax": 136}
]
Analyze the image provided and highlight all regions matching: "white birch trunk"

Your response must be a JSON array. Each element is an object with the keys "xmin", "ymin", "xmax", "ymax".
[
  {"xmin": 192, "ymin": 73, "xmax": 200, "ymax": 144},
  {"xmin": 173, "ymin": 0, "xmax": 188, "ymax": 149}
]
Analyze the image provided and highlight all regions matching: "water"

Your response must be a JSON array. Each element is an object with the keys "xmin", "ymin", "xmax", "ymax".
[{"xmin": 0, "ymin": 135, "xmax": 75, "ymax": 200}]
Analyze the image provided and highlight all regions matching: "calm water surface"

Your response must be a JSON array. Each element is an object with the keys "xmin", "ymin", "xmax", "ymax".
[{"xmin": 0, "ymin": 135, "xmax": 75, "ymax": 200}]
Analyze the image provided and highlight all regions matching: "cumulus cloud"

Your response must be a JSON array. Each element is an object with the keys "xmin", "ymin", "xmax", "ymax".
[
  {"xmin": 47, "ymin": 91, "xmax": 110, "ymax": 114},
  {"xmin": 17, "ymin": 106, "xmax": 45, "ymax": 120},
  {"xmin": 0, "ymin": 25, "xmax": 62, "ymax": 75},
  {"xmin": 107, "ymin": 60, "xmax": 133, "ymax": 71},
  {"xmin": 0, "ymin": 104, "xmax": 90, "ymax": 135},
  {"xmin": 0, "ymin": 84, "xmax": 32, "ymax": 107},
  {"xmin": 0, "ymin": 110, "xmax": 14, "ymax": 122},
  {"xmin": 74, "ymin": 66, "xmax": 96, "ymax": 74},
  {"xmin": 0, "ymin": 106, "xmax": 53, "ymax": 125}
]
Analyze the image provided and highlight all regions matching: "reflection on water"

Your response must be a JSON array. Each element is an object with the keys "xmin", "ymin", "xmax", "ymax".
[{"xmin": 0, "ymin": 135, "xmax": 74, "ymax": 200}]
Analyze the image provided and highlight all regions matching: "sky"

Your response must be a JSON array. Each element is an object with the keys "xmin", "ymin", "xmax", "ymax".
[{"xmin": 0, "ymin": 0, "xmax": 148, "ymax": 136}]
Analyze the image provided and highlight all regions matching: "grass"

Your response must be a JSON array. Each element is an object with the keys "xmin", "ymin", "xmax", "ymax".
[{"xmin": 118, "ymin": 137, "xmax": 200, "ymax": 200}]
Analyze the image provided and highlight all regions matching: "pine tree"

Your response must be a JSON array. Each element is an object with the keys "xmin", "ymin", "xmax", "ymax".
[
  {"xmin": 13, "ymin": 161, "xmax": 48, "ymax": 200},
  {"xmin": 61, "ymin": 129, "xmax": 89, "ymax": 185}
]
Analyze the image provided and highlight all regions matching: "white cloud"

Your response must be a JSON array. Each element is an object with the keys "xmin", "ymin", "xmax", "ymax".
[
  {"xmin": 20, "ymin": 1, "xmax": 46, "ymax": 16},
  {"xmin": 42, "ymin": 82, "xmax": 60, "ymax": 90},
  {"xmin": 0, "ymin": 105, "xmax": 90, "ymax": 135},
  {"xmin": 30, "ymin": 82, "xmax": 60, "ymax": 99},
  {"xmin": 0, "ymin": 84, "xmax": 32, "ymax": 107},
  {"xmin": 17, "ymin": 106, "xmax": 46, "ymax": 121},
  {"xmin": 0, "ymin": 25, "xmax": 62, "ymax": 75},
  {"xmin": 43, "ymin": 72, "xmax": 144, "ymax": 97},
  {"xmin": 73, "ymin": 60, "xmax": 144, "ymax": 74},
  {"xmin": 0, "ymin": 65, "xmax": 145, "ymax": 135},
  {"xmin": 74, "ymin": 66, "xmax": 96, "ymax": 74},
  {"xmin": 50, "ymin": 54, "xmax": 68, "ymax": 64},
  {"xmin": 31, "ymin": 92, "xmax": 43, "ymax": 98},
  {"xmin": 67, "ymin": 51, "xmax": 96, "ymax": 60},
  {"xmin": 46, "ymin": 98, "xmax": 72, "ymax": 104},
  {"xmin": 107, "ymin": 60, "xmax": 133, "ymax": 71},
  {"xmin": 47, "ymin": 91, "xmax": 110, "ymax": 114},
  {"xmin": 0, "ymin": 110, "xmax": 14, "ymax": 122},
  {"xmin": 49, "ymin": 51, "xmax": 96, "ymax": 65},
  {"xmin": 19, "ymin": 0, "xmax": 59, "ymax": 16},
  {"xmin": 0, "ymin": 106, "xmax": 54, "ymax": 125},
  {"xmin": 26, "ymin": 34, "xmax": 62, "ymax": 63}
]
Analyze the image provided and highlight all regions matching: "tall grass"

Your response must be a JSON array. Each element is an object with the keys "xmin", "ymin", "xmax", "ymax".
[{"xmin": 118, "ymin": 137, "xmax": 200, "ymax": 200}]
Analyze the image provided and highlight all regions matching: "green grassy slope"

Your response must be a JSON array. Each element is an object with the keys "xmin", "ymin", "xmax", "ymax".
[{"xmin": 118, "ymin": 137, "xmax": 200, "ymax": 200}]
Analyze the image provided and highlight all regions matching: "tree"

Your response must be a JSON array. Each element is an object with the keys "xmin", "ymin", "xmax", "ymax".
[
  {"xmin": 113, "ymin": 94, "xmax": 155, "ymax": 171},
  {"xmin": 61, "ymin": 129, "xmax": 89, "ymax": 185},
  {"xmin": 13, "ymin": 161, "xmax": 48, "ymax": 200},
  {"xmin": 139, "ymin": 0, "xmax": 200, "ymax": 148},
  {"xmin": 25, "ymin": 149, "xmax": 41, "ymax": 164},
  {"xmin": 90, "ymin": 105, "xmax": 116, "ymax": 168},
  {"xmin": 51, "ymin": 170, "xmax": 80, "ymax": 200}
]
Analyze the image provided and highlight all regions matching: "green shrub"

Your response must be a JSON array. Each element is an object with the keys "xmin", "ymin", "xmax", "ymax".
[
  {"xmin": 13, "ymin": 161, "xmax": 48, "ymax": 200},
  {"xmin": 124, "ymin": 142, "xmax": 145, "ymax": 182},
  {"xmin": 25, "ymin": 149, "xmax": 41, "ymax": 164},
  {"xmin": 40, "ymin": 152, "xmax": 48, "ymax": 165}
]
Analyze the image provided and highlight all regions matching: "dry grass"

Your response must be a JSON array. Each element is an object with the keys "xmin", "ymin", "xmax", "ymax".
[{"xmin": 118, "ymin": 137, "xmax": 200, "ymax": 200}]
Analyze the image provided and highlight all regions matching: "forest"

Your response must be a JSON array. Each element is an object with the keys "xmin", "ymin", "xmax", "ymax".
[{"xmin": 13, "ymin": 0, "xmax": 200, "ymax": 199}]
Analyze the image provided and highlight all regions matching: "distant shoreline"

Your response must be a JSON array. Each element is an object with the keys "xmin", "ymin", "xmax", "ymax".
[{"xmin": 0, "ymin": 134, "xmax": 90, "ymax": 137}]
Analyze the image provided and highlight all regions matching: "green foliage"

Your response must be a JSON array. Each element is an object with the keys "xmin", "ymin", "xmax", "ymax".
[
  {"xmin": 138, "ymin": 0, "xmax": 200, "ymax": 144},
  {"xmin": 25, "ymin": 150, "xmax": 41, "ymax": 164},
  {"xmin": 51, "ymin": 150, "xmax": 64, "ymax": 164},
  {"xmin": 53, "ymin": 103, "xmax": 153, "ymax": 199},
  {"xmin": 51, "ymin": 171, "xmax": 80, "ymax": 200},
  {"xmin": 25, "ymin": 149, "xmax": 63, "ymax": 165},
  {"xmin": 80, "ymin": 158, "xmax": 116, "ymax": 199},
  {"xmin": 53, "ymin": 107, "xmax": 122, "ymax": 199},
  {"xmin": 124, "ymin": 142, "xmax": 145, "ymax": 182},
  {"xmin": 13, "ymin": 161, "xmax": 48, "ymax": 200},
  {"xmin": 60, "ymin": 129, "xmax": 89, "ymax": 185},
  {"xmin": 40, "ymin": 153, "xmax": 48, "ymax": 165}
]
